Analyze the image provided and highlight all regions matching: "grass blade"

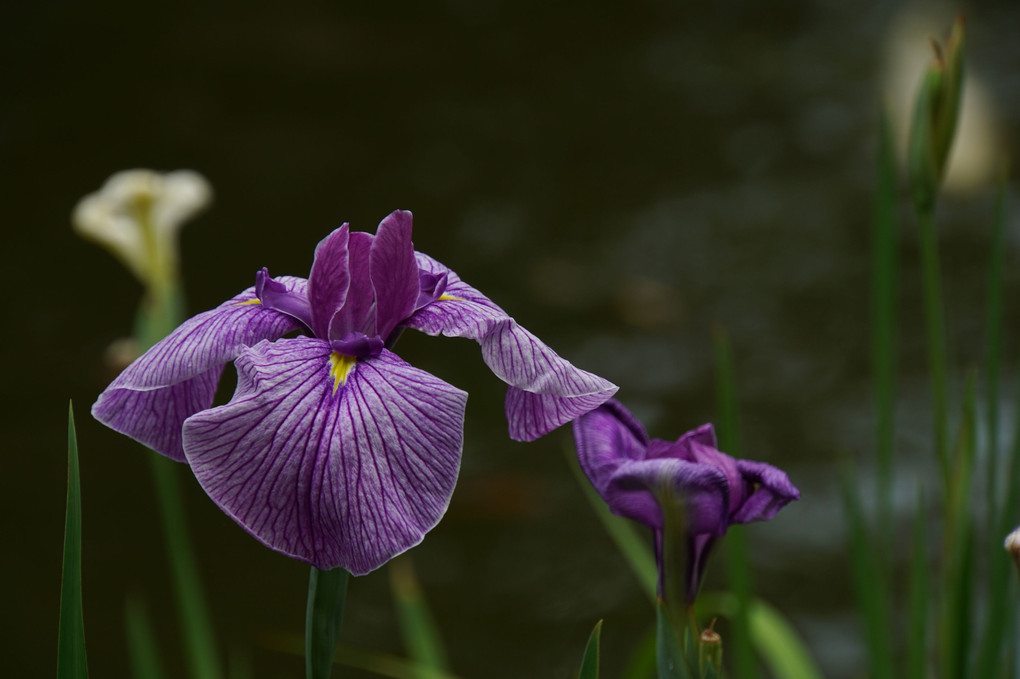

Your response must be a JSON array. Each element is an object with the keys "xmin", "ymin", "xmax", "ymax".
[
  {"xmin": 57, "ymin": 401, "xmax": 88, "ymax": 679},
  {"xmin": 871, "ymin": 107, "xmax": 899, "ymax": 541},
  {"xmin": 569, "ymin": 447, "xmax": 658, "ymax": 601},
  {"xmin": 125, "ymin": 596, "xmax": 165, "ymax": 679},
  {"xmin": 577, "ymin": 620, "xmax": 603, "ymax": 679},
  {"xmin": 907, "ymin": 494, "xmax": 928, "ymax": 679},
  {"xmin": 983, "ymin": 175, "xmax": 1008, "ymax": 521},
  {"xmin": 842, "ymin": 476, "xmax": 893, "ymax": 679},
  {"xmin": 712, "ymin": 328, "xmax": 755, "ymax": 679},
  {"xmin": 389, "ymin": 556, "xmax": 448, "ymax": 671},
  {"xmin": 305, "ymin": 566, "xmax": 350, "ymax": 679},
  {"xmin": 148, "ymin": 455, "xmax": 223, "ymax": 679}
]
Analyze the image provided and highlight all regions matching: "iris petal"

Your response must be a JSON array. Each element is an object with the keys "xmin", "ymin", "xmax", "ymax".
[
  {"xmin": 91, "ymin": 277, "xmax": 307, "ymax": 460},
  {"xmin": 370, "ymin": 210, "xmax": 420, "ymax": 342},
  {"xmin": 181, "ymin": 337, "xmax": 467, "ymax": 575},
  {"xmin": 406, "ymin": 253, "xmax": 617, "ymax": 440},
  {"xmin": 573, "ymin": 400, "xmax": 650, "ymax": 496},
  {"xmin": 308, "ymin": 225, "xmax": 351, "ymax": 338},
  {"xmin": 607, "ymin": 458, "xmax": 730, "ymax": 534},
  {"xmin": 731, "ymin": 459, "xmax": 801, "ymax": 524}
]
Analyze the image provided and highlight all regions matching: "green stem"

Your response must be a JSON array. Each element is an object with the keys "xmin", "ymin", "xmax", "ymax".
[
  {"xmin": 149, "ymin": 455, "xmax": 222, "ymax": 679},
  {"xmin": 916, "ymin": 207, "xmax": 951, "ymax": 489},
  {"xmin": 306, "ymin": 567, "xmax": 350, "ymax": 679}
]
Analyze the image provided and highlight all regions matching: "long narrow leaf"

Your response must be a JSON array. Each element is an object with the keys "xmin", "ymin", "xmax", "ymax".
[
  {"xmin": 656, "ymin": 601, "xmax": 692, "ymax": 679},
  {"xmin": 842, "ymin": 476, "xmax": 893, "ymax": 679},
  {"xmin": 148, "ymin": 455, "xmax": 223, "ymax": 679},
  {"xmin": 125, "ymin": 597, "xmax": 165, "ymax": 679},
  {"xmin": 907, "ymin": 494, "xmax": 928, "ymax": 679},
  {"xmin": 569, "ymin": 448, "xmax": 658, "ymax": 601},
  {"xmin": 57, "ymin": 401, "xmax": 88, "ymax": 679},
  {"xmin": 306, "ymin": 566, "xmax": 350, "ymax": 679},
  {"xmin": 577, "ymin": 620, "xmax": 603, "ymax": 679},
  {"xmin": 983, "ymin": 175, "xmax": 1008, "ymax": 520},
  {"xmin": 712, "ymin": 328, "xmax": 755, "ymax": 679},
  {"xmin": 871, "ymin": 107, "xmax": 899, "ymax": 543},
  {"xmin": 389, "ymin": 556, "xmax": 448, "ymax": 671}
]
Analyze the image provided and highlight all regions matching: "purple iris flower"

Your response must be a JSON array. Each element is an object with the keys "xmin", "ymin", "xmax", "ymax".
[
  {"xmin": 573, "ymin": 399, "xmax": 799, "ymax": 602},
  {"xmin": 93, "ymin": 210, "xmax": 617, "ymax": 575}
]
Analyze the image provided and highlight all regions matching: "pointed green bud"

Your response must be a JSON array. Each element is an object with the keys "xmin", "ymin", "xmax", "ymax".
[
  {"xmin": 698, "ymin": 619, "xmax": 723, "ymax": 676},
  {"xmin": 907, "ymin": 15, "xmax": 966, "ymax": 212}
]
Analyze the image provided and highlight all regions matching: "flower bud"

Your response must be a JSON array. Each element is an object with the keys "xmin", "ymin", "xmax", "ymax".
[
  {"xmin": 699, "ymin": 619, "xmax": 723, "ymax": 674},
  {"xmin": 907, "ymin": 15, "xmax": 965, "ymax": 212},
  {"xmin": 1006, "ymin": 525, "xmax": 1020, "ymax": 580}
]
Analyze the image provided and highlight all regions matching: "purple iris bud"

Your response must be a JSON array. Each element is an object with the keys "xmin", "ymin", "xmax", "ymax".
[
  {"xmin": 573, "ymin": 399, "xmax": 799, "ymax": 603},
  {"xmin": 92, "ymin": 210, "xmax": 617, "ymax": 575}
]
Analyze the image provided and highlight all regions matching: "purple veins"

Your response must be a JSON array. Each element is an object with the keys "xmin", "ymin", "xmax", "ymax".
[
  {"xmin": 573, "ymin": 399, "xmax": 799, "ymax": 602},
  {"xmin": 93, "ymin": 210, "xmax": 617, "ymax": 574}
]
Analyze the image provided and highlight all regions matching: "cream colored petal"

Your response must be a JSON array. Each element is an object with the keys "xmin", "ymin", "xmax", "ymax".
[{"xmin": 72, "ymin": 192, "xmax": 148, "ymax": 280}]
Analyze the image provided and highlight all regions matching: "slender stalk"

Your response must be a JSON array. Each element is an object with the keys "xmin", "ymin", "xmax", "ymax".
[
  {"xmin": 149, "ymin": 455, "xmax": 222, "ymax": 679},
  {"xmin": 306, "ymin": 567, "xmax": 350, "ymax": 679},
  {"xmin": 871, "ymin": 109, "xmax": 898, "ymax": 545},
  {"xmin": 916, "ymin": 207, "xmax": 951, "ymax": 489}
]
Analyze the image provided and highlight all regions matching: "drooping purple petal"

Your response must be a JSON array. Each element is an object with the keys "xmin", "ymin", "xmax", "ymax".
[
  {"xmin": 573, "ymin": 400, "xmax": 650, "ymax": 497},
  {"xmin": 328, "ymin": 231, "xmax": 375, "ymax": 339},
  {"xmin": 405, "ymin": 253, "xmax": 617, "ymax": 440},
  {"xmin": 687, "ymin": 439, "xmax": 745, "ymax": 513},
  {"xmin": 730, "ymin": 459, "xmax": 801, "ymax": 524},
  {"xmin": 606, "ymin": 458, "xmax": 730, "ymax": 534},
  {"xmin": 181, "ymin": 337, "xmax": 467, "ymax": 575},
  {"xmin": 91, "ymin": 277, "xmax": 308, "ymax": 461},
  {"xmin": 370, "ymin": 210, "xmax": 419, "ymax": 342},
  {"xmin": 308, "ymin": 225, "xmax": 350, "ymax": 338}
]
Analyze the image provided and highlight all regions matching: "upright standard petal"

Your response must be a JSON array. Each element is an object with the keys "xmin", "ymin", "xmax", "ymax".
[
  {"xmin": 182, "ymin": 337, "xmax": 467, "ymax": 575},
  {"xmin": 91, "ymin": 277, "xmax": 307, "ymax": 461},
  {"xmin": 328, "ymin": 232, "xmax": 375, "ymax": 338},
  {"xmin": 308, "ymin": 225, "xmax": 350, "ymax": 338},
  {"xmin": 370, "ymin": 210, "xmax": 419, "ymax": 342},
  {"xmin": 406, "ymin": 253, "xmax": 617, "ymax": 440}
]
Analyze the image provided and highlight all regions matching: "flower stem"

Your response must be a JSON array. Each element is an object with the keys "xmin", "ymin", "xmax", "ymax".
[
  {"xmin": 305, "ymin": 567, "xmax": 350, "ymax": 679},
  {"xmin": 916, "ymin": 207, "xmax": 951, "ymax": 489}
]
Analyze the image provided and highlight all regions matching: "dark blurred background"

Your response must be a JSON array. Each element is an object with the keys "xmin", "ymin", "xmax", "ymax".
[{"xmin": 4, "ymin": 0, "xmax": 1020, "ymax": 677}]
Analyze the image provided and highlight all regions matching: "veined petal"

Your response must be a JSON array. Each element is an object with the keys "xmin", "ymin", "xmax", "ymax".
[
  {"xmin": 370, "ymin": 210, "xmax": 419, "ymax": 342},
  {"xmin": 91, "ymin": 276, "xmax": 307, "ymax": 461},
  {"xmin": 181, "ymin": 338, "xmax": 467, "ymax": 574},
  {"xmin": 607, "ymin": 458, "xmax": 730, "ymax": 535},
  {"xmin": 573, "ymin": 400, "xmax": 650, "ymax": 497},
  {"xmin": 308, "ymin": 225, "xmax": 350, "ymax": 338},
  {"xmin": 328, "ymin": 232, "xmax": 375, "ymax": 338},
  {"xmin": 730, "ymin": 459, "xmax": 800, "ymax": 524},
  {"xmin": 406, "ymin": 253, "xmax": 617, "ymax": 440}
]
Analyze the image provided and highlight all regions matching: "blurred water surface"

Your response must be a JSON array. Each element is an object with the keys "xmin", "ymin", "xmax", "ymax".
[{"xmin": 5, "ymin": 1, "xmax": 1020, "ymax": 677}]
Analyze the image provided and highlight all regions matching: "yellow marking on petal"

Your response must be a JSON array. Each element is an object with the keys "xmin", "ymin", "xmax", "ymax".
[
  {"xmin": 328, "ymin": 352, "xmax": 357, "ymax": 394},
  {"xmin": 236, "ymin": 298, "xmax": 262, "ymax": 306},
  {"xmin": 437, "ymin": 293, "xmax": 463, "ymax": 301}
]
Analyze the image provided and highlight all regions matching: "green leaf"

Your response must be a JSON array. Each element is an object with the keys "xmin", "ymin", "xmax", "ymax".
[
  {"xmin": 568, "ymin": 446, "xmax": 658, "ymax": 601},
  {"xmin": 621, "ymin": 625, "xmax": 657, "ymax": 679},
  {"xmin": 841, "ymin": 477, "xmax": 893, "ymax": 679},
  {"xmin": 57, "ymin": 401, "xmax": 88, "ymax": 679},
  {"xmin": 577, "ymin": 620, "xmax": 603, "ymax": 679},
  {"xmin": 906, "ymin": 495, "xmax": 928, "ymax": 679},
  {"xmin": 712, "ymin": 328, "xmax": 755, "ymax": 679},
  {"xmin": 305, "ymin": 566, "xmax": 350, "ymax": 679},
  {"xmin": 389, "ymin": 556, "xmax": 448, "ymax": 671},
  {"xmin": 148, "ymin": 454, "xmax": 223, "ymax": 679},
  {"xmin": 871, "ymin": 107, "xmax": 899, "ymax": 544},
  {"xmin": 125, "ymin": 596, "xmax": 165, "ymax": 679},
  {"xmin": 656, "ymin": 601, "xmax": 692, "ymax": 679}
]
